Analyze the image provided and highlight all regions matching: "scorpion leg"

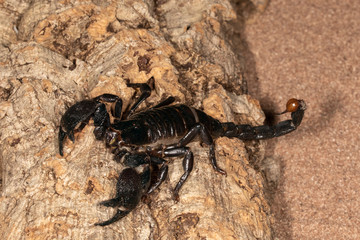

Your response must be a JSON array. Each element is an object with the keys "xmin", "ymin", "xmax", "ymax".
[
  {"xmin": 161, "ymin": 147, "xmax": 194, "ymax": 201},
  {"xmin": 124, "ymin": 77, "xmax": 154, "ymax": 118},
  {"xmin": 147, "ymin": 164, "xmax": 168, "ymax": 194},
  {"xmin": 93, "ymin": 93, "xmax": 121, "ymax": 103},
  {"xmin": 221, "ymin": 99, "xmax": 306, "ymax": 140},
  {"xmin": 112, "ymin": 98, "xmax": 123, "ymax": 119},
  {"xmin": 151, "ymin": 96, "xmax": 175, "ymax": 109},
  {"xmin": 177, "ymin": 123, "xmax": 226, "ymax": 175},
  {"xmin": 123, "ymin": 77, "xmax": 175, "ymax": 117},
  {"xmin": 147, "ymin": 156, "xmax": 168, "ymax": 194}
]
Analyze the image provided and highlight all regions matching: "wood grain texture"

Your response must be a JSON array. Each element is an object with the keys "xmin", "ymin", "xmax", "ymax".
[{"xmin": 0, "ymin": 0, "xmax": 272, "ymax": 239}]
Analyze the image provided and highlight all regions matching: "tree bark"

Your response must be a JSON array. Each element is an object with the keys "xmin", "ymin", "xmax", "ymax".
[{"xmin": 0, "ymin": 0, "xmax": 273, "ymax": 239}]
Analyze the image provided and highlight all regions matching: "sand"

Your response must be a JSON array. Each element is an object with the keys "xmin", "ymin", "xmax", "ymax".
[{"xmin": 244, "ymin": 0, "xmax": 360, "ymax": 239}]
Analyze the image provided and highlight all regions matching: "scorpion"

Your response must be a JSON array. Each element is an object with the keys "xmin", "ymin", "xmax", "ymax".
[{"xmin": 58, "ymin": 77, "xmax": 306, "ymax": 226}]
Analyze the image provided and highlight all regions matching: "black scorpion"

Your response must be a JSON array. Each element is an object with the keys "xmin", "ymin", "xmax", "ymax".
[{"xmin": 58, "ymin": 77, "xmax": 306, "ymax": 226}]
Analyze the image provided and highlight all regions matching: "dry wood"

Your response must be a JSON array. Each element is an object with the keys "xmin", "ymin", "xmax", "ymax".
[{"xmin": 0, "ymin": 0, "xmax": 273, "ymax": 239}]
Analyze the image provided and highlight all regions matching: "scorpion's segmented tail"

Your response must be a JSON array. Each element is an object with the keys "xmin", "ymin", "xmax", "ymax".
[{"xmin": 220, "ymin": 99, "xmax": 306, "ymax": 140}]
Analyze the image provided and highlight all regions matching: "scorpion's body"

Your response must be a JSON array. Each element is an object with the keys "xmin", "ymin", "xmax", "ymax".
[
  {"xmin": 113, "ymin": 104, "xmax": 223, "ymax": 146},
  {"xmin": 58, "ymin": 78, "xmax": 306, "ymax": 226}
]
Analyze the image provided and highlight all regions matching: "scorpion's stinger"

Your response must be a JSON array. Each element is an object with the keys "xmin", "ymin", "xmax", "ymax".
[
  {"xmin": 276, "ymin": 98, "xmax": 304, "ymax": 115},
  {"xmin": 221, "ymin": 99, "xmax": 306, "ymax": 140}
]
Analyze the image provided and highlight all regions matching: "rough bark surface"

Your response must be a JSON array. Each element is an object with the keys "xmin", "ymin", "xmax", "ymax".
[{"xmin": 0, "ymin": 0, "xmax": 272, "ymax": 239}]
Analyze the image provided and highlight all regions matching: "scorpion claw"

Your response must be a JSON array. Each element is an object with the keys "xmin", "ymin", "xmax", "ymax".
[
  {"xmin": 68, "ymin": 131, "xmax": 75, "ymax": 142},
  {"xmin": 95, "ymin": 167, "xmax": 145, "ymax": 226},
  {"xmin": 94, "ymin": 209, "xmax": 131, "ymax": 226},
  {"xmin": 99, "ymin": 198, "xmax": 120, "ymax": 208},
  {"xmin": 58, "ymin": 100, "xmax": 100, "ymax": 156},
  {"xmin": 95, "ymin": 154, "xmax": 155, "ymax": 226},
  {"xmin": 58, "ymin": 94, "xmax": 120, "ymax": 155},
  {"xmin": 58, "ymin": 127, "xmax": 67, "ymax": 156}
]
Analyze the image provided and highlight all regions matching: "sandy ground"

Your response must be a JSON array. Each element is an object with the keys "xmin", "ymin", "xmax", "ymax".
[{"xmin": 244, "ymin": 0, "xmax": 360, "ymax": 239}]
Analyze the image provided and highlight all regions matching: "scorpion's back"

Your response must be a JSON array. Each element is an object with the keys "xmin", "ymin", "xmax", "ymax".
[{"xmin": 115, "ymin": 104, "xmax": 223, "ymax": 146}]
